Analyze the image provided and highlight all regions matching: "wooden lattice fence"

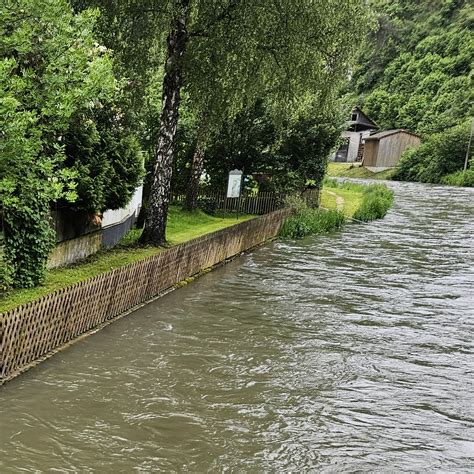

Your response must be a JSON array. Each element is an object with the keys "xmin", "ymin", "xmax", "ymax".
[{"xmin": 0, "ymin": 209, "xmax": 290, "ymax": 383}]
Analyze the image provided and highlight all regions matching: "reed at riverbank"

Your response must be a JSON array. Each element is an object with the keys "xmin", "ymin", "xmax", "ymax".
[{"xmin": 281, "ymin": 180, "xmax": 394, "ymax": 239}]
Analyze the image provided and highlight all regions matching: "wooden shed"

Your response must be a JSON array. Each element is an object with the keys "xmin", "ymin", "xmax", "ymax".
[{"xmin": 363, "ymin": 129, "xmax": 421, "ymax": 168}]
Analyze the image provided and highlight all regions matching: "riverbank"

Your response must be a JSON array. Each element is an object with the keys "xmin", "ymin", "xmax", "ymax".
[
  {"xmin": 328, "ymin": 163, "xmax": 394, "ymax": 180},
  {"xmin": 281, "ymin": 180, "xmax": 394, "ymax": 239},
  {"xmin": 0, "ymin": 179, "xmax": 395, "ymax": 383},
  {"xmin": 0, "ymin": 209, "xmax": 290, "ymax": 383},
  {"xmin": 321, "ymin": 182, "xmax": 364, "ymax": 217},
  {"xmin": 0, "ymin": 207, "xmax": 254, "ymax": 313},
  {"xmin": 1, "ymin": 181, "xmax": 393, "ymax": 313}
]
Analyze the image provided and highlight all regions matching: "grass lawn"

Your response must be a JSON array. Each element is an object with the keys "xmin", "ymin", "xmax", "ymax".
[
  {"xmin": 320, "ymin": 184, "xmax": 364, "ymax": 218},
  {"xmin": 327, "ymin": 162, "xmax": 394, "ymax": 180},
  {"xmin": 0, "ymin": 207, "xmax": 254, "ymax": 313}
]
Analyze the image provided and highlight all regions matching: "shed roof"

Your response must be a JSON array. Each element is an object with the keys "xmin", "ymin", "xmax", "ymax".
[
  {"xmin": 349, "ymin": 106, "xmax": 378, "ymax": 130},
  {"xmin": 365, "ymin": 129, "xmax": 421, "ymax": 141}
]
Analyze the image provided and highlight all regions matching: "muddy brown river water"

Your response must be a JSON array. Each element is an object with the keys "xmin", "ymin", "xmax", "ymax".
[{"xmin": 1, "ymin": 181, "xmax": 473, "ymax": 471}]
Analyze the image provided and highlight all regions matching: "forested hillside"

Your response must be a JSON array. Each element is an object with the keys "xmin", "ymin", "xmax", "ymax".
[{"xmin": 351, "ymin": 0, "xmax": 472, "ymax": 135}]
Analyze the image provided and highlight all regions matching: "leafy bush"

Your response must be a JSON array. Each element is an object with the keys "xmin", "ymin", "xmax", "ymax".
[
  {"xmin": 196, "ymin": 197, "xmax": 218, "ymax": 216},
  {"xmin": 0, "ymin": 256, "xmax": 13, "ymax": 294},
  {"xmin": 202, "ymin": 100, "xmax": 343, "ymax": 194},
  {"xmin": 63, "ymin": 108, "xmax": 143, "ymax": 213},
  {"xmin": 281, "ymin": 195, "xmax": 345, "ymax": 239},
  {"xmin": 352, "ymin": 185, "xmax": 394, "ymax": 222},
  {"xmin": 353, "ymin": 2, "xmax": 472, "ymax": 135},
  {"xmin": 1, "ymin": 0, "xmax": 139, "ymax": 288},
  {"xmin": 284, "ymin": 194, "xmax": 310, "ymax": 213},
  {"xmin": 392, "ymin": 122, "xmax": 472, "ymax": 184},
  {"xmin": 440, "ymin": 168, "xmax": 474, "ymax": 187}
]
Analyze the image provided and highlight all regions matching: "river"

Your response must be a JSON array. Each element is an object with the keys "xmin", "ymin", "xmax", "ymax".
[{"xmin": 1, "ymin": 181, "xmax": 473, "ymax": 471}]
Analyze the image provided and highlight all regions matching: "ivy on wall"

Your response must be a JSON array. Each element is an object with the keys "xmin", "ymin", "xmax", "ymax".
[{"xmin": 0, "ymin": 0, "xmax": 139, "ymax": 288}]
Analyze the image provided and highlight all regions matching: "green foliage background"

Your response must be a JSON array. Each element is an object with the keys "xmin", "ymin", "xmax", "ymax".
[
  {"xmin": 351, "ymin": 0, "xmax": 473, "ymax": 136},
  {"xmin": 345, "ymin": 0, "xmax": 473, "ymax": 184},
  {"xmin": 1, "ymin": 0, "xmax": 142, "ymax": 288}
]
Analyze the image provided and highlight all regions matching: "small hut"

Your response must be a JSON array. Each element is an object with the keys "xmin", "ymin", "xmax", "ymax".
[
  {"xmin": 332, "ymin": 107, "xmax": 378, "ymax": 163},
  {"xmin": 363, "ymin": 129, "xmax": 421, "ymax": 169}
]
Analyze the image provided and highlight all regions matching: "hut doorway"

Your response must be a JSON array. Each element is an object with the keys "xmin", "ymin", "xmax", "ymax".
[{"xmin": 335, "ymin": 138, "xmax": 349, "ymax": 162}]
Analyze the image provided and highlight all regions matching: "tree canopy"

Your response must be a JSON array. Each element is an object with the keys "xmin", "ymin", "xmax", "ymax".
[
  {"xmin": 78, "ymin": 0, "xmax": 370, "ymax": 244},
  {"xmin": 1, "ymin": 0, "xmax": 372, "ymax": 288}
]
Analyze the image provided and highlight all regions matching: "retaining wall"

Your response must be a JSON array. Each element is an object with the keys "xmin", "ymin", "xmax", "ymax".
[
  {"xmin": 47, "ymin": 231, "xmax": 102, "ymax": 269},
  {"xmin": 0, "ymin": 209, "xmax": 290, "ymax": 384}
]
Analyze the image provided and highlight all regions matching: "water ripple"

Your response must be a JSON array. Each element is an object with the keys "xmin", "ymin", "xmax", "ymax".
[{"xmin": 1, "ymin": 181, "xmax": 473, "ymax": 471}]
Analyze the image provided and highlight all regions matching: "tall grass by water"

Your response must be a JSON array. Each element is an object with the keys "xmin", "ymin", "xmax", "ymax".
[
  {"xmin": 352, "ymin": 184, "xmax": 394, "ymax": 222},
  {"xmin": 324, "ymin": 179, "xmax": 394, "ymax": 222},
  {"xmin": 280, "ymin": 196, "xmax": 345, "ymax": 239},
  {"xmin": 281, "ymin": 180, "xmax": 394, "ymax": 239}
]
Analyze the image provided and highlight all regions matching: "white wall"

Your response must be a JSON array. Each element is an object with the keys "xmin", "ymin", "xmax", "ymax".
[
  {"xmin": 102, "ymin": 185, "xmax": 143, "ymax": 228},
  {"xmin": 341, "ymin": 131, "xmax": 360, "ymax": 162}
]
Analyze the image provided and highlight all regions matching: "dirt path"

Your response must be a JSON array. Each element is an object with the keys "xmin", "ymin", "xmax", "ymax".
[{"xmin": 326, "ymin": 190, "xmax": 345, "ymax": 211}]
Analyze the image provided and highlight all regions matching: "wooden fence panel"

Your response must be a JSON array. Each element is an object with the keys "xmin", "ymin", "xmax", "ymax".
[{"xmin": 0, "ymin": 208, "xmax": 291, "ymax": 382}]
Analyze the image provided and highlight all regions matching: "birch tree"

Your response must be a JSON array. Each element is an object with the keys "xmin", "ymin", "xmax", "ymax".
[{"xmin": 73, "ymin": 0, "xmax": 370, "ymax": 245}]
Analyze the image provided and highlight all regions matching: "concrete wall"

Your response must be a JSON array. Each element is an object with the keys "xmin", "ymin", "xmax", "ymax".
[
  {"xmin": 343, "ymin": 131, "xmax": 361, "ymax": 162},
  {"xmin": 331, "ymin": 130, "xmax": 373, "ymax": 162},
  {"xmin": 102, "ymin": 213, "xmax": 136, "ymax": 249},
  {"xmin": 48, "ymin": 186, "xmax": 143, "ymax": 268},
  {"xmin": 102, "ymin": 186, "xmax": 143, "ymax": 228},
  {"xmin": 47, "ymin": 232, "xmax": 102, "ymax": 269}
]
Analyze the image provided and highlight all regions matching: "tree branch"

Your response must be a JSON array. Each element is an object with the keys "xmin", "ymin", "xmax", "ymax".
[{"xmin": 189, "ymin": 0, "xmax": 241, "ymax": 38}]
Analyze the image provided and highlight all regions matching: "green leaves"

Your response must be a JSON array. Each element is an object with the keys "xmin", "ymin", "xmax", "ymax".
[
  {"xmin": 392, "ymin": 121, "xmax": 472, "ymax": 184},
  {"xmin": 353, "ymin": 0, "xmax": 473, "ymax": 135},
  {"xmin": 1, "ymin": 0, "xmax": 139, "ymax": 288}
]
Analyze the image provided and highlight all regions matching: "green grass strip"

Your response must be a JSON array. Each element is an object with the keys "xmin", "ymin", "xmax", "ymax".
[
  {"xmin": 327, "ymin": 163, "xmax": 394, "ymax": 180},
  {"xmin": 0, "ymin": 207, "xmax": 254, "ymax": 313}
]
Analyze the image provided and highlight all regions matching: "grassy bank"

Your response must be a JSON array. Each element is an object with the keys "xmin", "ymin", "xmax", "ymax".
[
  {"xmin": 324, "ymin": 179, "xmax": 394, "ymax": 222},
  {"xmin": 440, "ymin": 169, "xmax": 474, "ymax": 187},
  {"xmin": 280, "ymin": 200, "xmax": 345, "ymax": 239},
  {"xmin": 327, "ymin": 163, "xmax": 394, "ymax": 180},
  {"xmin": 320, "ymin": 182, "xmax": 364, "ymax": 217},
  {"xmin": 281, "ymin": 179, "xmax": 394, "ymax": 239},
  {"xmin": 0, "ymin": 207, "xmax": 253, "ymax": 313}
]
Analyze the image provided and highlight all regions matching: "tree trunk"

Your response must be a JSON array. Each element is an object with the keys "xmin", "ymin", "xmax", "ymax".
[
  {"xmin": 140, "ymin": 1, "xmax": 190, "ymax": 246},
  {"xmin": 183, "ymin": 145, "xmax": 205, "ymax": 211}
]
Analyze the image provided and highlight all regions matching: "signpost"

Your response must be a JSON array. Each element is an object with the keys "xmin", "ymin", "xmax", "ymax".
[
  {"xmin": 226, "ymin": 169, "xmax": 243, "ymax": 218},
  {"xmin": 227, "ymin": 169, "xmax": 243, "ymax": 198}
]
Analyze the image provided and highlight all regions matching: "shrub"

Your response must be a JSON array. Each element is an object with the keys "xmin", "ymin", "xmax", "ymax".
[
  {"xmin": 280, "ymin": 207, "xmax": 345, "ymax": 239},
  {"xmin": 0, "ymin": 256, "xmax": 13, "ymax": 294},
  {"xmin": 0, "ymin": 0, "xmax": 139, "ymax": 288},
  {"xmin": 196, "ymin": 197, "xmax": 218, "ymax": 215},
  {"xmin": 353, "ymin": 184, "xmax": 394, "ymax": 222},
  {"xmin": 440, "ymin": 168, "xmax": 474, "ymax": 187},
  {"xmin": 284, "ymin": 194, "xmax": 309, "ymax": 213},
  {"xmin": 392, "ymin": 122, "xmax": 471, "ymax": 184}
]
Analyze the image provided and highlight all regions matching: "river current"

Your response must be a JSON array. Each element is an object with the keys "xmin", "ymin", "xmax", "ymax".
[{"xmin": 1, "ymin": 181, "xmax": 473, "ymax": 471}]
